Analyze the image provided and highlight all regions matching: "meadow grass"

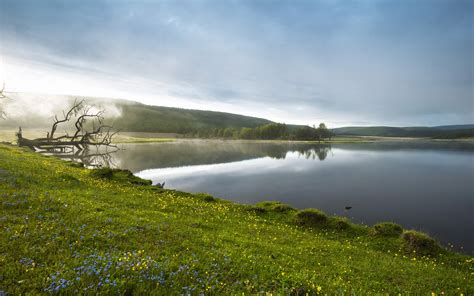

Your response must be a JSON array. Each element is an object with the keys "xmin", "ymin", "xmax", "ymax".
[{"xmin": 0, "ymin": 144, "xmax": 472, "ymax": 294}]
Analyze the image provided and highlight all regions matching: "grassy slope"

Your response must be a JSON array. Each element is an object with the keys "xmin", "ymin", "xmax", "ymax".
[{"xmin": 0, "ymin": 144, "xmax": 472, "ymax": 294}]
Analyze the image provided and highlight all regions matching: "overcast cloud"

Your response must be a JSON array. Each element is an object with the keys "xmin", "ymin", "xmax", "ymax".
[{"xmin": 0, "ymin": 0, "xmax": 472, "ymax": 126}]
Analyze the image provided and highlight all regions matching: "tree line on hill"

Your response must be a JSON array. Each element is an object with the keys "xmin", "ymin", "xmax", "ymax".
[{"xmin": 189, "ymin": 123, "xmax": 333, "ymax": 141}]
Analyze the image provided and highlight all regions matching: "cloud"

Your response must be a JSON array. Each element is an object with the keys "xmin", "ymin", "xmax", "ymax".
[{"xmin": 0, "ymin": 0, "xmax": 472, "ymax": 126}]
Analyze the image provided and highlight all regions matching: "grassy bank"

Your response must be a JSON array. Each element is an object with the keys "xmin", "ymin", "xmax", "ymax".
[{"xmin": 0, "ymin": 144, "xmax": 472, "ymax": 294}]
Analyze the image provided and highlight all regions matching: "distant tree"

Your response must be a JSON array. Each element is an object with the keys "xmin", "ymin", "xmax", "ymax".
[
  {"xmin": 223, "ymin": 128, "xmax": 234, "ymax": 139},
  {"xmin": 240, "ymin": 127, "xmax": 255, "ymax": 139},
  {"xmin": 295, "ymin": 126, "xmax": 317, "ymax": 140},
  {"xmin": 317, "ymin": 123, "xmax": 330, "ymax": 141},
  {"xmin": 232, "ymin": 129, "xmax": 240, "ymax": 139}
]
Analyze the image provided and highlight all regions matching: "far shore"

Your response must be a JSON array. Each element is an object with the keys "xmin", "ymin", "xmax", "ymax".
[{"xmin": 0, "ymin": 128, "xmax": 473, "ymax": 145}]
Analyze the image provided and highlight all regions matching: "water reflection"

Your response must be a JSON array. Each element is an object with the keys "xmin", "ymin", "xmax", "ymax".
[
  {"xmin": 40, "ymin": 149, "xmax": 118, "ymax": 168},
  {"xmin": 111, "ymin": 140, "xmax": 333, "ymax": 172}
]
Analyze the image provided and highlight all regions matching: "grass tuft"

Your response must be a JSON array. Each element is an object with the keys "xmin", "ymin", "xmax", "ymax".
[
  {"xmin": 328, "ymin": 216, "xmax": 352, "ymax": 230},
  {"xmin": 294, "ymin": 208, "xmax": 328, "ymax": 227},
  {"xmin": 195, "ymin": 193, "xmax": 217, "ymax": 202},
  {"xmin": 372, "ymin": 222, "xmax": 404, "ymax": 237},
  {"xmin": 90, "ymin": 168, "xmax": 152, "ymax": 186},
  {"xmin": 255, "ymin": 201, "xmax": 295, "ymax": 213},
  {"xmin": 402, "ymin": 230, "xmax": 441, "ymax": 256},
  {"xmin": 247, "ymin": 206, "xmax": 267, "ymax": 214}
]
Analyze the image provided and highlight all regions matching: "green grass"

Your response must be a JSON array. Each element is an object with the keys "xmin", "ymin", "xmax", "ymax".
[{"xmin": 0, "ymin": 144, "xmax": 472, "ymax": 294}]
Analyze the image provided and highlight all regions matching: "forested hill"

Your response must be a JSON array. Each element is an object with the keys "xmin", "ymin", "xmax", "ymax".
[
  {"xmin": 2, "ymin": 93, "xmax": 472, "ymax": 138},
  {"xmin": 331, "ymin": 125, "xmax": 474, "ymax": 138},
  {"xmin": 109, "ymin": 102, "xmax": 273, "ymax": 133}
]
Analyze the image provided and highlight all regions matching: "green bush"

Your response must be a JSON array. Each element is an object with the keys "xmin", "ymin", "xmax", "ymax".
[
  {"xmin": 372, "ymin": 222, "xmax": 403, "ymax": 237},
  {"xmin": 402, "ymin": 230, "xmax": 441, "ymax": 256},
  {"xmin": 295, "ymin": 209, "xmax": 328, "ymax": 227}
]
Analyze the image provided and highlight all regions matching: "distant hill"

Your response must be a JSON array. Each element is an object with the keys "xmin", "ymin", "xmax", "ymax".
[
  {"xmin": 109, "ymin": 102, "xmax": 273, "ymax": 133},
  {"xmin": 2, "ymin": 93, "xmax": 472, "ymax": 138},
  {"xmin": 331, "ymin": 125, "xmax": 474, "ymax": 138}
]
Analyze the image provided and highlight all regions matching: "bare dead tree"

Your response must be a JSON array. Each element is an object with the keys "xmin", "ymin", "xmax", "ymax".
[
  {"xmin": 0, "ymin": 82, "xmax": 6, "ymax": 119},
  {"xmin": 49, "ymin": 99, "xmax": 84, "ymax": 139},
  {"xmin": 18, "ymin": 99, "xmax": 120, "ymax": 154}
]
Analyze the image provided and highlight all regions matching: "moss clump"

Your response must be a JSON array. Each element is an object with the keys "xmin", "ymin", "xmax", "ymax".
[
  {"xmin": 372, "ymin": 222, "xmax": 403, "ymax": 237},
  {"xmin": 255, "ymin": 201, "xmax": 295, "ymax": 212},
  {"xmin": 90, "ymin": 168, "xmax": 152, "ymax": 186},
  {"xmin": 295, "ymin": 209, "xmax": 328, "ymax": 227},
  {"xmin": 329, "ymin": 217, "xmax": 351, "ymax": 230},
  {"xmin": 402, "ymin": 230, "xmax": 441, "ymax": 256}
]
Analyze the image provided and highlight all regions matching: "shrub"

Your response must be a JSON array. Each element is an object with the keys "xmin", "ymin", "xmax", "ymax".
[
  {"xmin": 402, "ymin": 230, "xmax": 441, "ymax": 256},
  {"xmin": 329, "ymin": 217, "xmax": 351, "ymax": 230},
  {"xmin": 295, "ymin": 209, "xmax": 328, "ymax": 227},
  {"xmin": 372, "ymin": 222, "xmax": 403, "ymax": 237}
]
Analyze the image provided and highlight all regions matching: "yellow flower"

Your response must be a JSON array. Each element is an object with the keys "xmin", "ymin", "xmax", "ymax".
[{"xmin": 317, "ymin": 286, "xmax": 322, "ymax": 292}]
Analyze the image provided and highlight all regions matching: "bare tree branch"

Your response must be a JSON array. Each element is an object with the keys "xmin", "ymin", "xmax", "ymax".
[
  {"xmin": 50, "ymin": 99, "xmax": 84, "ymax": 139},
  {"xmin": 0, "ymin": 82, "xmax": 6, "ymax": 119}
]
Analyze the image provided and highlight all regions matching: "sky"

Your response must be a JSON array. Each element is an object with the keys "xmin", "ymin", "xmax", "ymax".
[{"xmin": 0, "ymin": 0, "xmax": 472, "ymax": 127}]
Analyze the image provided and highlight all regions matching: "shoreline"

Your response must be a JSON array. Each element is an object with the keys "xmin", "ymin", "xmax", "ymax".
[{"xmin": 2, "ymin": 128, "xmax": 473, "ymax": 145}]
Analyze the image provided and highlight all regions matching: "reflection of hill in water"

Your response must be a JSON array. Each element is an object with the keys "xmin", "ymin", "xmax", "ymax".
[
  {"xmin": 108, "ymin": 140, "xmax": 473, "ymax": 172},
  {"xmin": 113, "ymin": 140, "xmax": 332, "ymax": 172}
]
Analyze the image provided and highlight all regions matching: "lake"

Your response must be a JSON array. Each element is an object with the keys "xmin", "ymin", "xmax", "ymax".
[{"xmin": 111, "ymin": 140, "xmax": 474, "ymax": 253}]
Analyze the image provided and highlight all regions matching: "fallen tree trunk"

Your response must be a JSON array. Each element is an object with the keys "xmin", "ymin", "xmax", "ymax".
[{"xmin": 17, "ymin": 99, "xmax": 119, "ymax": 156}]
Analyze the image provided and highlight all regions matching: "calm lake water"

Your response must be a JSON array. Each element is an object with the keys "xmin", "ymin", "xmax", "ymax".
[{"xmin": 111, "ymin": 140, "xmax": 474, "ymax": 253}]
